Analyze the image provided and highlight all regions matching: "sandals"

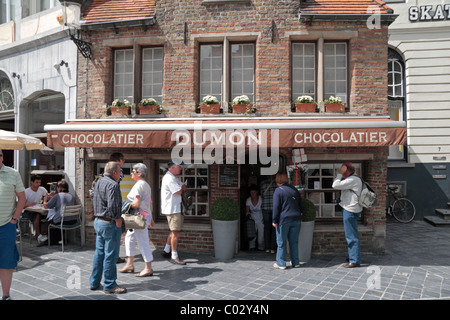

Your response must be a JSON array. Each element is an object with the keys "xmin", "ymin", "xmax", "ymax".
[{"xmin": 135, "ymin": 270, "xmax": 153, "ymax": 277}]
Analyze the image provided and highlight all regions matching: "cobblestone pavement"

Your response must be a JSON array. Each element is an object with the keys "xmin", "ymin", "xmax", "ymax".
[{"xmin": 9, "ymin": 220, "xmax": 450, "ymax": 303}]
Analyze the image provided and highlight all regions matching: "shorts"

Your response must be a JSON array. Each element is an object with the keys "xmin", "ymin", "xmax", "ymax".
[
  {"xmin": 166, "ymin": 213, "xmax": 184, "ymax": 231},
  {"xmin": 0, "ymin": 222, "xmax": 20, "ymax": 269}
]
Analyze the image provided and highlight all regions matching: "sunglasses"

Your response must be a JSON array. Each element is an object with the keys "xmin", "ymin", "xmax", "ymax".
[{"xmin": 0, "ymin": 154, "xmax": 3, "ymax": 157}]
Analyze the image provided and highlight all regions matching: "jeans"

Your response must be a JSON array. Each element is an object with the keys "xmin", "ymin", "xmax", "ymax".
[
  {"xmin": 89, "ymin": 218, "xmax": 122, "ymax": 290},
  {"xmin": 263, "ymin": 209, "xmax": 276, "ymax": 251},
  {"xmin": 342, "ymin": 209, "xmax": 362, "ymax": 264},
  {"xmin": 275, "ymin": 220, "xmax": 301, "ymax": 267}
]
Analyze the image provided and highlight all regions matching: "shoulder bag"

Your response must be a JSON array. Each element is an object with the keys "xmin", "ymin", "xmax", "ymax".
[{"xmin": 121, "ymin": 201, "xmax": 146, "ymax": 229}]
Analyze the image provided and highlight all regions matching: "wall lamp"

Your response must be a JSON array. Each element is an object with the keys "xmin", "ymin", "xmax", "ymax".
[
  {"xmin": 12, "ymin": 72, "xmax": 20, "ymax": 80},
  {"xmin": 54, "ymin": 60, "xmax": 68, "ymax": 70}
]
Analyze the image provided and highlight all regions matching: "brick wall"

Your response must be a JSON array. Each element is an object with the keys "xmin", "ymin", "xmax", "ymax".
[{"xmin": 77, "ymin": 0, "xmax": 390, "ymax": 118}]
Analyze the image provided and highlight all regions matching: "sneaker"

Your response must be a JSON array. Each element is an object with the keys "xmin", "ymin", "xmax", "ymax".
[
  {"xmin": 37, "ymin": 234, "xmax": 48, "ymax": 243},
  {"xmin": 104, "ymin": 286, "xmax": 127, "ymax": 294},
  {"xmin": 273, "ymin": 263, "xmax": 287, "ymax": 270},
  {"xmin": 1, "ymin": 295, "xmax": 12, "ymax": 300}
]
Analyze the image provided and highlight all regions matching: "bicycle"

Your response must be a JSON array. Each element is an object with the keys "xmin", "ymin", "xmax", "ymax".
[{"xmin": 386, "ymin": 185, "xmax": 416, "ymax": 223}]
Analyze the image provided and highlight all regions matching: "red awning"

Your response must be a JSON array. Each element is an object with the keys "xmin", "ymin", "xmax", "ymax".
[{"xmin": 45, "ymin": 117, "xmax": 406, "ymax": 148}]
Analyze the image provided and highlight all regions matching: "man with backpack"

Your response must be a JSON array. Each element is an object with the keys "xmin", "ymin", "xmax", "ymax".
[{"xmin": 332, "ymin": 162, "xmax": 363, "ymax": 268}]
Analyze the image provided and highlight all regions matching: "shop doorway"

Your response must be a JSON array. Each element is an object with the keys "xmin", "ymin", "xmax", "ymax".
[{"xmin": 238, "ymin": 155, "xmax": 285, "ymax": 251}]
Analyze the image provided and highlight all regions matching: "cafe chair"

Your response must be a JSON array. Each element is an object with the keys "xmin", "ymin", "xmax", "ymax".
[{"xmin": 48, "ymin": 204, "xmax": 82, "ymax": 252}]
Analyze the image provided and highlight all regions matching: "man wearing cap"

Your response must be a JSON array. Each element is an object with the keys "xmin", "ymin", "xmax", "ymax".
[{"xmin": 160, "ymin": 159, "xmax": 187, "ymax": 265}]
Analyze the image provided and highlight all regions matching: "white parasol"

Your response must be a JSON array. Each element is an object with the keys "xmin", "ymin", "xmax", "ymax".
[{"xmin": 0, "ymin": 129, "xmax": 45, "ymax": 150}]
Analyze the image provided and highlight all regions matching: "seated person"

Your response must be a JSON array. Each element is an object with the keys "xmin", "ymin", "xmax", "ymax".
[
  {"xmin": 22, "ymin": 175, "xmax": 48, "ymax": 244},
  {"xmin": 44, "ymin": 180, "xmax": 76, "ymax": 226}
]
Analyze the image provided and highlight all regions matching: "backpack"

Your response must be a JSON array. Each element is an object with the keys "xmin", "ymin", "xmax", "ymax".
[{"xmin": 351, "ymin": 176, "xmax": 378, "ymax": 208}]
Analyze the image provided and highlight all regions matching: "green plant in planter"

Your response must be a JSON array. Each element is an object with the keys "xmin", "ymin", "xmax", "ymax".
[
  {"xmin": 210, "ymin": 197, "xmax": 239, "ymax": 221},
  {"xmin": 302, "ymin": 198, "xmax": 316, "ymax": 222}
]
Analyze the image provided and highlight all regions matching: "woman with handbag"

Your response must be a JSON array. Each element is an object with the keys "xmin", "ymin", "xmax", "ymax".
[{"xmin": 119, "ymin": 163, "xmax": 155, "ymax": 277}]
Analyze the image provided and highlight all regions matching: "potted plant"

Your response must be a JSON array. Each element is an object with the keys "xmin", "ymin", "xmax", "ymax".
[
  {"xmin": 294, "ymin": 95, "xmax": 318, "ymax": 113},
  {"xmin": 298, "ymin": 198, "xmax": 316, "ymax": 263},
  {"xmin": 199, "ymin": 95, "xmax": 221, "ymax": 114},
  {"xmin": 324, "ymin": 96, "xmax": 345, "ymax": 113},
  {"xmin": 137, "ymin": 98, "xmax": 164, "ymax": 115},
  {"xmin": 108, "ymin": 99, "xmax": 131, "ymax": 116},
  {"xmin": 210, "ymin": 197, "xmax": 240, "ymax": 260},
  {"xmin": 231, "ymin": 95, "xmax": 253, "ymax": 113}
]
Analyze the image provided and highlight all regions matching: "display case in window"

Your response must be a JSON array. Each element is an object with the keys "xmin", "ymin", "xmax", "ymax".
[
  {"xmin": 159, "ymin": 162, "xmax": 209, "ymax": 217},
  {"xmin": 302, "ymin": 163, "xmax": 361, "ymax": 218}
]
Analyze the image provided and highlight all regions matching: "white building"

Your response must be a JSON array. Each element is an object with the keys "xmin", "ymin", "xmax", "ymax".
[
  {"xmin": 0, "ymin": 1, "xmax": 83, "ymax": 189},
  {"xmin": 387, "ymin": 0, "xmax": 450, "ymax": 220}
]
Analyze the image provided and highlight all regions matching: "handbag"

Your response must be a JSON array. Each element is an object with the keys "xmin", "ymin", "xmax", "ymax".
[{"xmin": 121, "ymin": 201, "xmax": 146, "ymax": 229}]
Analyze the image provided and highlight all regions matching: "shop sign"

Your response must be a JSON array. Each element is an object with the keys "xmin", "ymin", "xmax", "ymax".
[
  {"xmin": 48, "ymin": 127, "xmax": 406, "ymax": 149},
  {"xmin": 409, "ymin": 5, "xmax": 450, "ymax": 21}
]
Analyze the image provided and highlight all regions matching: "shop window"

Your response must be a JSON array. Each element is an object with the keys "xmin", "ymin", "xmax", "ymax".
[
  {"xmin": 292, "ymin": 41, "xmax": 348, "ymax": 104},
  {"xmin": 113, "ymin": 47, "xmax": 164, "ymax": 104},
  {"xmin": 1, "ymin": 0, "xmax": 15, "ymax": 24},
  {"xmin": 300, "ymin": 163, "xmax": 361, "ymax": 218},
  {"xmin": 97, "ymin": 162, "xmax": 136, "ymax": 201},
  {"xmin": 27, "ymin": 93, "xmax": 65, "ymax": 172},
  {"xmin": 159, "ymin": 162, "xmax": 209, "ymax": 217},
  {"xmin": 199, "ymin": 42, "xmax": 255, "ymax": 107}
]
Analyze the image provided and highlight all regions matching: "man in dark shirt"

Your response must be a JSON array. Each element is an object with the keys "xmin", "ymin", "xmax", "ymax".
[{"xmin": 89, "ymin": 161, "xmax": 126, "ymax": 294}]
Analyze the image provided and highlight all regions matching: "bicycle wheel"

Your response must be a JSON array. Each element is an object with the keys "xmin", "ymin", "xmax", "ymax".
[{"xmin": 392, "ymin": 198, "xmax": 416, "ymax": 223}]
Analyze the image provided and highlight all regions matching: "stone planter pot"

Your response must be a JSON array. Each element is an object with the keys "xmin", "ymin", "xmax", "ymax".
[
  {"xmin": 298, "ymin": 220, "xmax": 315, "ymax": 262},
  {"xmin": 232, "ymin": 104, "xmax": 253, "ymax": 113},
  {"xmin": 200, "ymin": 104, "xmax": 221, "ymax": 114},
  {"xmin": 138, "ymin": 104, "xmax": 161, "ymax": 115},
  {"xmin": 211, "ymin": 219, "xmax": 238, "ymax": 260},
  {"xmin": 295, "ymin": 103, "xmax": 317, "ymax": 113},
  {"xmin": 325, "ymin": 103, "xmax": 345, "ymax": 113},
  {"xmin": 109, "ymin": 106, "xmax": 130, "ymax": 116}
]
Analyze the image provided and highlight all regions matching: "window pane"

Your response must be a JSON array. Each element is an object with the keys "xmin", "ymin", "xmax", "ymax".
[
  {"xmin": 114, "ymin": 49, "xmax": 134, "ymax": 101},
  {"xmin": 200, "ymin": 44, "xmax": 223, "ymax": 103},
  {"xmin": 142, "ymin": 47, "xmax": 164, "ymax": 103},
  {"xmin": 324, "ymin": 43, "xmax": 347, "ymax": 103},
  {"xmin": 292, "ymin": 43, "xmax": 316, "ymax": 100},
  {"xmin": 231, "ymin": 43, "xmax": 254, "ymax": 101}
]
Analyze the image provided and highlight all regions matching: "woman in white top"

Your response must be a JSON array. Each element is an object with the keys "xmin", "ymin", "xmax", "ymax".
[
  {"xmin": 246, "ymin": 185, "xmax": 265, "ymax": 251},
  {"xmin": 119, "ymin": 163, "xmax": 154, "ymax": 277}
]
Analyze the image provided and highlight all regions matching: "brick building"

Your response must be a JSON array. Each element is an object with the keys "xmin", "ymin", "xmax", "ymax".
[{"xmin": 45, "ymin": 0, "xmax": 405, "ymax": 255}]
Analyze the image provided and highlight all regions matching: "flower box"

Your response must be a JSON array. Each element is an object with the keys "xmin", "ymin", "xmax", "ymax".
[
  {"xmin": 232, "ymin": 104, "xmax": 253, "ymax": 113},
  {"xmin": 200, "ymin": 104, "xmax": 221, "ymax": 114},
  {"xmin": 324, "ymin": 103, "xmax": 345, "ymax": 113},
  {"xmin": 295, "ymin": 103, "xmax": 317, "ymax": 113},
  {"xmin": 110, "ymin": 106, "xmax": 130, "ymax": 116},
  {"xmin": 138, "ymin": 104, "xmax": 161, "ymax": 115}
]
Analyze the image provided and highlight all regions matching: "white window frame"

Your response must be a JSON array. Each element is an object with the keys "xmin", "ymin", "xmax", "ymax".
[
  {"xmin": 291, "ymin": 40, "xmax": 348, "ymax": 105},
  {"xmin": 292, "ymin": 42, "xmax": 316, "ymax": 101},
  {"xmin": 142, "ymin": 47, "xmax": 164, "ymax": 104},
  {"xmin": 114, "ymin": 49, "xmax": 134, "ymax": 102},
  {"xmin": 196, "ymin": 34, "xmax": 258, "ymax": 109}
]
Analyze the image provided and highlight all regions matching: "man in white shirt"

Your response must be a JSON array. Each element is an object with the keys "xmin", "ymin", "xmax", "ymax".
[
  {"xmin": 160, "ymin": 159, "xmax": 187, "ymax": 265},
  {"xmin": 23, "ymin": 175, "xmax": 48, "ymax": 244}
]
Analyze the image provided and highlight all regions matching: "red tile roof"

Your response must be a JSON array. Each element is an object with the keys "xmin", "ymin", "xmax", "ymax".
[
  {"xmin": 82, "ymin": 0, "xmax": 156, "ymax": 24},
  {"xmin": 301, "ymin": 0, "xmax": 393, "ymax": 15}
]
